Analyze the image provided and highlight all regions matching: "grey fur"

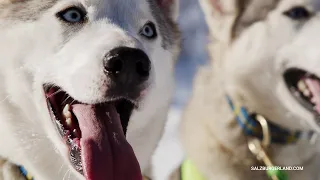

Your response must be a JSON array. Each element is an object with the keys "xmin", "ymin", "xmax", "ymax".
[
  {"xmin": 0, "ymin": 0, "xmax": 57, "ymax": 20},
  {"xmin": 0, "ymin": 0, "xmax": 180, "ymax": 51},
  {"xmin": 232, "ymin": 0, "xmax": 281, "ymax": 39},
  {"xmin": 147, "ymin": 0, "xmax": 180, "ymax": 50}
]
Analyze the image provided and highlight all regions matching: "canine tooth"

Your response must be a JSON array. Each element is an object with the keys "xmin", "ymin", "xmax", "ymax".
[
  {"xmin": 64, "ymin": 104, "xmax": 70, "ymax": 111},
  {"xmin": 298, "ymin": 80, "xmax": 306, "ymax": 91},
  {"xmin": 63, "ymin": 104, "xmax": 72, "ymax": 118},
  {"xmin": 66, "ymin": 118, "xmax": 72, "ymax": 127},
  {"xmin": 303, "ymin": 89, "xmax": 311, "ymax": 97}
]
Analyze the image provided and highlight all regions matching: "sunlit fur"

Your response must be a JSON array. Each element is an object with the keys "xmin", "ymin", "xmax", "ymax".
[{"xmin": 0, "ymin": 0, "xmax": 180, "ymax": 179}]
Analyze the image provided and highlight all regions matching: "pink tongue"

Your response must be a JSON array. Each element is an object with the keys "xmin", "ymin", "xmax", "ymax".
[
  {"xmin": 305, "ymin": 78, "xmax": 320, "ymax": 113},
  {"xmin": 72, "ymin": 104, "xmax": 142, "ymax": 180}
]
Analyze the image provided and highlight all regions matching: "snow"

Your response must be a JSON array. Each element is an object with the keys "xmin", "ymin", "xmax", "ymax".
[{"xmin": 152, "ymin": 1, "xmax": 209, "ymax": 179}]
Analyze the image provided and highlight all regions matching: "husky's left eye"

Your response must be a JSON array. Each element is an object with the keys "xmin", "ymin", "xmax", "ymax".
[
  {"xmin": 140, "ymin": 22, "xmax": 157, "ymax": 39},
  {"xmin": 57, "ymin": 7, "xmax": 86, "ymax": 23},
  {"xmin": 283, "ymin": 6, "xmax": 311, "ymax": 20}
]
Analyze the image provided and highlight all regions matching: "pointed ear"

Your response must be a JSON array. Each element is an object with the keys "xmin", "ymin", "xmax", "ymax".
[
  {"xmin": 199, "ymin": 0, "xmax": 238, "ymax": 42},
  {"xmin": 198, "ymin": 0, "xmax": 238, "ymax": 64},
  {"xmin": 156, "ymin": 0, "xmax": 179, "ymax": 21}
]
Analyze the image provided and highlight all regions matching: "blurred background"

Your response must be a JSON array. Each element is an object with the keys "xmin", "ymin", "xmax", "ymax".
[{"xmin": 152, "ymin": 0, "xmax": 209, "ymax": 179}]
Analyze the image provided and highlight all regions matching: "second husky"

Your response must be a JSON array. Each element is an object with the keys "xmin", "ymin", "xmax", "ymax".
[{"xmin": 174, "ymin": 0, "xmax": 320, "ymax": 180}]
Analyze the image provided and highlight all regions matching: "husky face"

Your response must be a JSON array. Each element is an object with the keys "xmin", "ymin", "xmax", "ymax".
[
  {"xmin": 0, "ymin": 0, "xmax": 180, "ymax": 179},
  {"xmin": 208, "ymin": 0, "xmax": 320, "ymax": 132}
]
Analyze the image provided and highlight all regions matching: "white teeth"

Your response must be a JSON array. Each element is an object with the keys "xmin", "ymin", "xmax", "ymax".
[
  {"xmin": 303, "ymin": 89, "xmax": 311, "ymax": 97},
  {"xmin": 298, "ymin": 80, "xmax": 311, "ymax": 97},
  {"xmin": 298, "ymin": 80, "xmax": 307, "ymax": 91},
  {"xmin": 63, "ymin": 104, "xmax": 72, "ymax": 119},
  {"xmin": 66, "ymin": 118, "xmax": 72, "ymax": 127}
]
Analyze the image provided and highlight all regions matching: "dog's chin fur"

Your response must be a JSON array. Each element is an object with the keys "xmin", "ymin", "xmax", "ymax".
[
  {"xmin": 179, "ymin": 0, "xmax": 320, "ymax": 179},
  {"xmin": 0, "ymin": 0, "xmax": 180, "ymax": 179}
]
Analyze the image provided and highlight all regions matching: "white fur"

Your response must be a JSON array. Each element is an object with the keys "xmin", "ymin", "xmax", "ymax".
[{"xmin": 0, "ymin": 0, "xmax": 180, "ymax": 179}]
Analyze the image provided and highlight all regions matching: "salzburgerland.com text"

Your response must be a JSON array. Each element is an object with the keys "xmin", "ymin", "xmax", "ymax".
[{"xmin": 251, "ymin": 166, "xmax": 303, "ymax": 171}]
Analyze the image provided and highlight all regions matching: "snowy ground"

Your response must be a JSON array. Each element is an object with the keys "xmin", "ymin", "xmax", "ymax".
[{"xmin": 152, "ymin": 1, "xmax": 208, "ymax": 179}]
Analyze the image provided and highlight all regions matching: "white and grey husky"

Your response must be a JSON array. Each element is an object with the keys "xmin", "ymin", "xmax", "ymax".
[{"xmin": 0, "ymin": 0, "xmax": 180, "ymax": 179}]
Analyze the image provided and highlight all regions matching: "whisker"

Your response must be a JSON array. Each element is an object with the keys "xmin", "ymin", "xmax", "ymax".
[
  {"xmin": 70, "ymin": 99, "xmax": 76, "ymax": 105},
  {"xmin": 58, "ymin": 164, "xmax": 66, "ymax": 175},
  {"xmin": 63, "ymin": 169, "xmax": 70, "ymax": 180},
  {"xmin": 46, "ymin": 89, "xmax": 63, "ymax": 99},
  {"xmin": 62, "ymin": 93, "xmax": 68, "ymax": 102},
  {"xmin": 0, "ymin": 95, "xmax": 10, "ymax": 103},
  {"xmin": 68, "ymin": 169, "xmax": 71, "ymax": 180},
  {"xmin": 62, "ymin": 95, "xmax": 72, "ymax": 105}
]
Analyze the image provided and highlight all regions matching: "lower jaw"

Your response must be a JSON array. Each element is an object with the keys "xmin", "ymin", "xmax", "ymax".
[
  {"xmin": 47, "ymin": 101, "xmax": 136, "ymax": 176},
  {"xmin": 43, "ymin": 83, "xmax": 147, "ymax": 180}
]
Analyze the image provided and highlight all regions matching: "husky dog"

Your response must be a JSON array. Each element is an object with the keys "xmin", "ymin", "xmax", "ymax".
[
  {"xmin": 0, "ymin": 0, "xmax": 180, "ymax": 179},
  {"xmin": 176, "ymin": 0, "xmax": 320, "ymax": 179}
]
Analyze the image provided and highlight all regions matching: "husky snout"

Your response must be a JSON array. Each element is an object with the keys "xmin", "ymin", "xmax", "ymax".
[
  {"xmin": 104, "ymin": 47, "xmax": 151, "ymax": 83},
  {"xmin": 103, "ymin": 46, "xmax": 151, "ymax": 100}
]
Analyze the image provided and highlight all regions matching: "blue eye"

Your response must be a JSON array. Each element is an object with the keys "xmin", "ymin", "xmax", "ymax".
[
  {"xmin": 57, "ymin": 7, "xmax": 86, "ymax": 23},
  {"xmin": 284, "ymin": 6, "xmax": 311, "ymax": 20},
  {"xmin": 140, "ymin": 22, "xmax": 157, "ymax": 39}
]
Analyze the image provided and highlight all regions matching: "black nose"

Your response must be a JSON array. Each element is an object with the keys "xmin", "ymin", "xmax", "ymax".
[{"xmin": 104, "ymin": 47, "xmax": 151, "ymax": 83}]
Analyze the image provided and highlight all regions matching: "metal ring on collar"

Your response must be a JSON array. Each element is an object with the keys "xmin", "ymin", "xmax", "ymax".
[{"xmin": 255, "ymin": 114, "xmax": 271, "ymax": 148}]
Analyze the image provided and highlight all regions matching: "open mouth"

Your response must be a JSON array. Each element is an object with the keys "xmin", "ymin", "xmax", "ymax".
[
  {"xmin": 284, "ymin": 68, "xmax": 320, "ymax": 117},
  {"xmin": 44, "ymin": 85, "xmax": 142, "ymax": 180}
]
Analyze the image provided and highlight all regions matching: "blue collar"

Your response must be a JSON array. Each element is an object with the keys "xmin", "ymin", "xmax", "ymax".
[
  {"xmin": 18, "ymin": 165, "xmax": 34, "ymax": 180},
  {"xmin": 226, "ymin": 96, "xmax": 316, "ymax": 144}
]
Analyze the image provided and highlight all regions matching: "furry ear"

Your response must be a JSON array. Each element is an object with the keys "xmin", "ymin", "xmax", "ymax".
[
  {"xmin": 207, "ymin": 0, "xmax": 237, "ymax": 15},
  {"xmin": 200, "ymin": 0, "xmax": 241, "ymax": 45},
  {"xmin": 199, "ymin": 0, "xmax": 238, "ymax": 42},
  {"xmin": 156, "ymin": 0, "xmax": 179, "ymax": 21},
  {"xmin": 198, "ymin": 0, "xmax": 238, "ymax": 64}
]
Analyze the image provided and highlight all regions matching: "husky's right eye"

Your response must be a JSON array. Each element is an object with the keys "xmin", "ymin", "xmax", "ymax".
[
  {"xmin": 140, "ymin": 22, "xmax": 157, "ymax": 39},
  {"xmin": 56, "ymin": 7, "xmax": 87, "ymax": 23},
  {"xmin": 283, "ymin": 6, "xmax": 311, "ymax": 20}
]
